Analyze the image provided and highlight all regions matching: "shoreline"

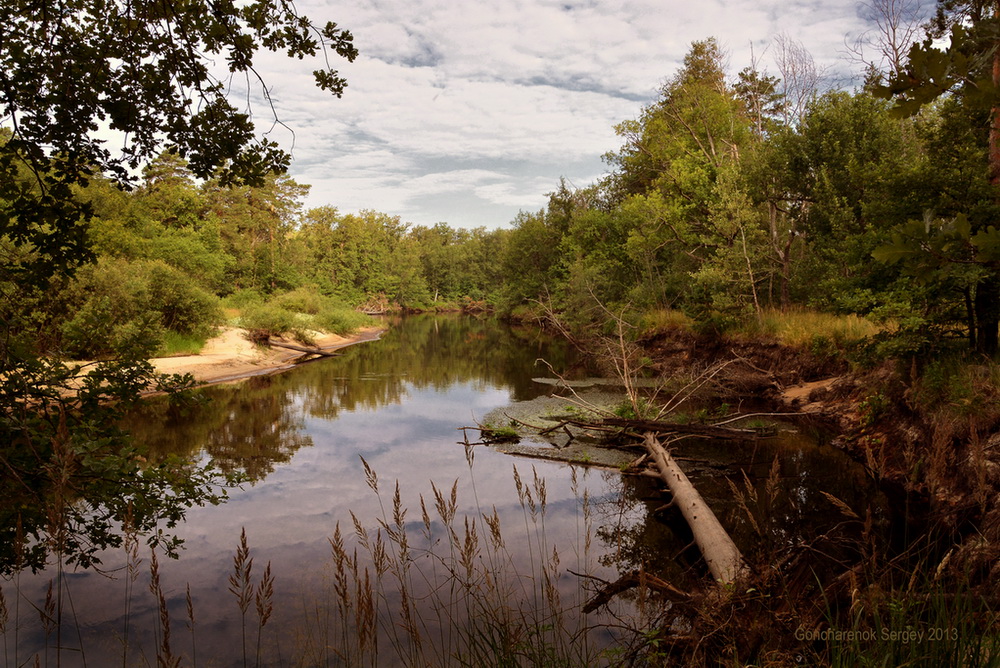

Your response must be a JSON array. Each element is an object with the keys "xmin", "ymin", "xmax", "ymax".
[{"xmin": 149, "ymin": 325, "xmax": 384, "ymax": 389}]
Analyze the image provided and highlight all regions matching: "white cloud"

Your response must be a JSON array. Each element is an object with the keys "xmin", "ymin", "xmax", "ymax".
[{"xmin": 235, "ymin": 0, "xmax": 931, "ymax": 229}]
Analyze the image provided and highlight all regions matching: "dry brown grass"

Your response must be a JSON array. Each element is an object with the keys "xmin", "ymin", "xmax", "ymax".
[
  {"xmin": 752, "ymin": 308, "xmax": 884, "ymax": 348},
  {"xmin": 303, "ymin": 453, "xmax": 618, "ymax": 667}
]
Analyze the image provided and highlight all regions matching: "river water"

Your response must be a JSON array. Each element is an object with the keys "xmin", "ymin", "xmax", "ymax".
[{"xmin": 4, "ymin": 314, "xmax": 879, "ymax": 667}]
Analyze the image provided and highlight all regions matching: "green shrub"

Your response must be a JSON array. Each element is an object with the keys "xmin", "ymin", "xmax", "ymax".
[
  {"xmin": 314, "ymin": 305, "xmax": 371, "ymax": 335},
  {"xmin": 60, "ymin": 259, "xmax": 222, "ymax": 359},
  {"xmin": 144, "ymin": 261, "xmax": 221, "ymax": 337},
  {"xmin": 221, "ymin": 288, "xmax": 266, "ymax": 310},
  {"xmin": 691, "ymin": 311, "xmax": 739, "ymax": 337},
  {"xmin": 61, "ymin": 260, "xmax": 164, "ymax": 358},
  {"xmin": 613, "ymin": 397, "xmax": 654, "ymax": 420},
  {"xmin": 272, "ymin": 285, "xmax": 328, "ymax": 315},
  {"xmin": 238, "ymin": 303, "xmax": 297, "ymax": 344},
  {"xmin": 235, "ymin": 287, "xmax": 371, "ymax": 343}
]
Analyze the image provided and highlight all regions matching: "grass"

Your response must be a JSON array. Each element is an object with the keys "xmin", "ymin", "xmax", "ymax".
[
  {"xmin": 5, "ymin": 458, "xmax": 634, "ymax": 667},
  {"xmin": 633, "ymin": 306, "xmax": 885, "ymax": 352},
  {"xmin": 750, "ymin": 307, "xmax": 885, "ymax": 348},
  {"xmin": 635, "ymin": 308, "xmax": 693, "ymax": 335},
  {"xmin": 156, "ymin": 330, "xmax": 210, "ymax": 357},
  {"xmin": 480, "ymin": 424, "xmax": 521, "ymax": 442},
  {"xmin": 818, "ymin": 564, "xmax": 1000, "ymax": 668}
]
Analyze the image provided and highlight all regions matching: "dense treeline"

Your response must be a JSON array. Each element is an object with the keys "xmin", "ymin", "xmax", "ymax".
[
  {"xmin": 5, "ymin": 30, "xmax": 997, "ymax": 362},
  {"xmin": 500, "ymin": 37, "xmax": 996, "ymax": 359},
  {"xmin": 1, "ymin": 139, "xmax": 512, "ymax": 358}
]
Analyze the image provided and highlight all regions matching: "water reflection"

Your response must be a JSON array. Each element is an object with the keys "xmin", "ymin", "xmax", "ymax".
[
  {"xmin": 2, "ymin": 315, "xmax": 879, "ymax": 666},
  {"xmin": 6, "ymin": 315, "xmax": 644, "ymax": 666}
]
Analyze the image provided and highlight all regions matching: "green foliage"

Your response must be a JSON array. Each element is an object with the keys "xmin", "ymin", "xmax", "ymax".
[
  {"xmin": 60, "ymin": 260, "xmax": 164, "ymax": 358},
  {"xmin": 0, "ymin": 351, "xmax": 234, "ymax": 573},
  {"xmin": 272, "ymin": 285, "xmax": 330, "ymax": 315},
  {"xmin": 208, "ymin": 174, "xmax": 311, "ymax": 294},
  {"xmin": 0, "ymin": 0, "xmax": 354, "ymax": 627},
  {"xmin": 872, "ymin": 4, "xmax": 1000, "ymax": 355},
  {"xmin": 60, "ymin": 259, "xmax": 221, "ymax": 359},
  {"xmin": 238, "ymin": 288, "xmax": 372, "ymax": 342},
  {"xmin": 499, "ymin": 209, "xmax": 566, "ymax": 309},
  {"xmin": 157, "ymin": 331, "xmax": 209, "ymax": 357},
  {"xmin": 223, "ymin": 288, "xmax": 268, "ymax": 311},
  {"xmin": 145, "ymin": 261, "xmax": 222, "ymax": 336},
  {"xmin": 858, "ymin": 391, "xmax": 890, "ymax": 427},
  {"xmin": 239, "ymin": 303, "xmax": 299, "ymax": 343},
  {"xmin": 314, "ymin": 307, "xmax": 372, "ymax": 336},
  {"xmin": 0, "ymin": 0, "xmax": 356, "ymax": 295}
]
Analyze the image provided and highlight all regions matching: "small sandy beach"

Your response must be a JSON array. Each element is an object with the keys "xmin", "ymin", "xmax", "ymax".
[{"xmin": 150, "ymin": 325, "xmax": 384, "ymax": 386}]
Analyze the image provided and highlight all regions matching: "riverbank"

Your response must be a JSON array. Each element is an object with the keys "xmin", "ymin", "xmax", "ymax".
[
  {"xmin": 479, "ymin": 319, "xmax": 995, "ymax": 664},
  {"xmin": 149, "ymin": 325, "xmax": 384, "ymax": 387}
]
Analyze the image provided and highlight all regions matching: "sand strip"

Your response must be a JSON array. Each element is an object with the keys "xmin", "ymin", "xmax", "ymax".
[{"xmin": 150, "ymin": 326, "xmax": 384, "ymax": 387}]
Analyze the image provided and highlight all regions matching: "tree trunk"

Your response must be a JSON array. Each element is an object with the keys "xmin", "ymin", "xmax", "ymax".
[
  {"xmin": 980, "ymin": 35, "xmax": 1000, "ymax": 357},
  {"xmin": 975, "ymin": 274, "xmax": 1000, "ymax": 356},
  {"xmin": 267, "ymin": 339, "xmax": 339, "ymax": 357},
  {"xmin": 965, "ymin": 287, "xmax": 978, "ymax": 351},
  {"xmin": 643, "ymin": 433, "xmax": 745, "ymax": 583}
]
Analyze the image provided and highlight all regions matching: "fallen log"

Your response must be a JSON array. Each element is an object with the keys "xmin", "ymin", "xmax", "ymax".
[
  {"xmin": 643, "ymin": 432, "xmax": 745, "ymax": 583},
  {"xmin": 267, "ymin": 339, "xmax": 340, "ymax": 358},
  {"xmin": 603, "ymin": 417, "xmax": 757, "ymax": 439}
]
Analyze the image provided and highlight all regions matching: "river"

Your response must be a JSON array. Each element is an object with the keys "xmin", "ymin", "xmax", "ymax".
[{"xmin": 3, "ymin": 314, "xmax": 879, "ymax": 667}]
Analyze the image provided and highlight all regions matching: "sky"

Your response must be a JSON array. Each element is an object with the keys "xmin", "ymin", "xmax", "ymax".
[{"xmin": 244, "ymin": 0, "xmax": 930, "ymax": 230}]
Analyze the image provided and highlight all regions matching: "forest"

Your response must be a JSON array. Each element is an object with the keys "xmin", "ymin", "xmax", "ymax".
[
  {"xmin": 4, "ymin": 0, "xmax": 1000, "ymax": 664},
  {"xmin": 5, "ymin": 33, "xmax": 996, "ymax": 365}
]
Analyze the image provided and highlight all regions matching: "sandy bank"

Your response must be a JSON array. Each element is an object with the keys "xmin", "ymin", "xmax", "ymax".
[{"xmin": 151, "ymin": 325, "xmax": 384, "ymax": 387}]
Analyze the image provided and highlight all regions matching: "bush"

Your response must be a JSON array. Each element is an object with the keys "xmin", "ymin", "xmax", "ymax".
[
  {"xmin": 61, "ymin": 260, "xmax": 163, "ymax": 358},
  {"xmin": 265, "ymin": 287, "xmax": 372, "ymax": 336},
  {"xmin": 272, "ymin": 285, "xmax": 328, "ymax": 315},
  {"xmin": 238, "ymin": 303, "xmax": 298, "ymax": 344},
  {"xmin": 221, "ymin": 288, "xmax": 266, "ymax": 310},
  {"xmin": 314, "ymin": 305, "xmax": 372, "ymax": 335},
  {"xmin": 60, "ymin": 259, "xmax": 222, "ymax": 359},
  {"xmin": 144, "ymin": 261, "xmax": 221, "ymax": 337}
]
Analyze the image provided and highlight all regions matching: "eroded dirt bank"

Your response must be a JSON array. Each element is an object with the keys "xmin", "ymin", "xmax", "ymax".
[{"xmin": 636, "ymin": 328, "xmax": 1000, "ymax": 587}]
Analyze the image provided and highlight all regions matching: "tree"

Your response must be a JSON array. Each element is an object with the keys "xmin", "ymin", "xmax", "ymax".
[
  {"xmin": 605, "ymin": 39, "xmax": 759, "ymax": 314},
  {"xmin": 774, "ymin": 34, "xmax": 823, "ymax": 126},
  {"xmin": 734, "ymin": 65, "xmax": 786, "ymax": 138},
  {"xmin": 876, "ymin": 0, "xmax": 1000, "ymax": 354},
  {"xmin": 207, "ymin": 173, "xmax": 310, "ymax": 293},
  {"xmin": 1, "ymin": 0, "xmax": 357, "ymax": 286},
  {"xmin": 848, "ymin": 0, "xmax": 927, "ymax": 81},
  {"xmin": 0, "ymin": 0, "xmax": 357, "ymax": 572},
  {"xmin": 792, "ymin": 91, "xmax": 919, "ymax": 310}
]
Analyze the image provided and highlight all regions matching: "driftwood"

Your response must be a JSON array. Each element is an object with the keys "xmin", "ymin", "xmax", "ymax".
[
  {"xmin": 601, "ymin": 416, "xmax": 757, "ymax": 439},
  {"xmin": 644, "ymin": 432, "xmax": 745, "ymax": 583},
  {"xmin": 579, "ymin": 569, "xmax": 693, "ymax": 613},
  {"xmin": 267, "ymin": 339, "xmax": 340, "ymax": 358},
  {"xmin": 559, "ymin": 416, "xmax": 757, "ymax": 440}
]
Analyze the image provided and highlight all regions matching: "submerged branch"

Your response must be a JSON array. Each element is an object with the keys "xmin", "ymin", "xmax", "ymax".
[{"xmin": 563, "ymin": 416, "xmax": 759, "ymax": 440}]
